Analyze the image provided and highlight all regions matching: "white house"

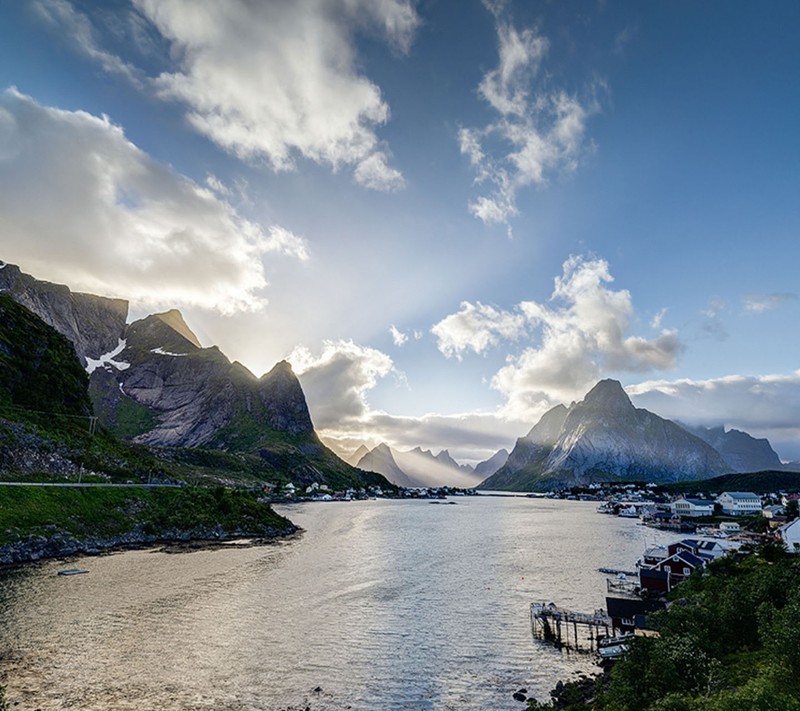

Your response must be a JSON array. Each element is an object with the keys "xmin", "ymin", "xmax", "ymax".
[
  {"xmin": 762, "ymin": 504, "xmax": 785, "ymax": 519},
  {"xmin": 780, "ymin": 519, "xmax": 800, "ymax": 553},
  {"xmin": 716, "ymin": 491, "xmax": 761, "ymax": 515},
  {"xmin": 719, "ymin": 521, "xmax": 741, "ymax": 535},
  {"xmin": 671, "ymin": 497, "xmax": 714, "ymax": 517}
]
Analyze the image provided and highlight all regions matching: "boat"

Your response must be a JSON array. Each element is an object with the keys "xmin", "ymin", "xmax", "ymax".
[
  {"xmin": 597, "ymin": 633, "xmax": 635, "ymax": 659},
  {"xmin": 598, "ymin": 567, "xmax": 637, "ymax": 576},
  {"xmin": 618, "ymin": 505, "xmax": 639, "ymax": 518},
  {"xmin": 57, "ymin": 568, "xmax": 89, "ymax": 576}
]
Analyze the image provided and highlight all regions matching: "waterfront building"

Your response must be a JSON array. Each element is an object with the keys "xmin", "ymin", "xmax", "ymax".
[
  {"xmin": 671, "ymin": 497, "xmax": 714, "ymax": 517},
  {"xmin": 716, "ymin": 491, "xmax": 761, "ymax": 515}
]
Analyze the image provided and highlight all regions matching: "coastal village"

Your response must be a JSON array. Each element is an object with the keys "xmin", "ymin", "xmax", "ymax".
[{"xmin": 529, "ymin": 482, "xmax": 800, "ymax": 664}]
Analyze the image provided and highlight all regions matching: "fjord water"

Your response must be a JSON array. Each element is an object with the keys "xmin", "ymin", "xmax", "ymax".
[{"xmin": 0, "ymin": 497, "xmax": 670, "ymax": 710}]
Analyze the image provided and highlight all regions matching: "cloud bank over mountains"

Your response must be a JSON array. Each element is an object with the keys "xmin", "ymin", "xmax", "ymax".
[
  {"xmin": 288, "ymin": 255, "xmax": 799, "ymax": 464},
  {"xmin": 0, "ymin": 89, "xmax": 307, "ymax": 313},
  {"xmin": 4, "ymin": 2, "xmax": 799, "ymax": 463},
  {"xmin": 433, "ymin": 256, "xmax": 681, "ymax": 419}
]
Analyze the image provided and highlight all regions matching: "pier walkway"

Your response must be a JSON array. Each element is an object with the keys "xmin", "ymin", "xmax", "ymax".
[{"xmin": 530, "ymin": 602, "xmax": 613, "ymax": 652}]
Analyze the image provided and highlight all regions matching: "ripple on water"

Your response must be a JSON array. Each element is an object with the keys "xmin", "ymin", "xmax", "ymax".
[{"xmin": 0, "ymin": 498, "xmax": 674, "ymax": 710}]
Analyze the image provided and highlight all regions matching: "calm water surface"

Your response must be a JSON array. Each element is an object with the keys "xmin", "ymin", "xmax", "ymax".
[{"xmin": 0, "ymin": 497, "xmax": 672, "ymax": 710}]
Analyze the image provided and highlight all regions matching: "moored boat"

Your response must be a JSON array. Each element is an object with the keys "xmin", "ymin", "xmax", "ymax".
[{"xmin": 597, "ymin": 632, "xmax": 635, "ymax": 659}]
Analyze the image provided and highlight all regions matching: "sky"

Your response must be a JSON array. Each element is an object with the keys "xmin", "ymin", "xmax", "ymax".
[{"xmin": 0, "ymin": 0, "xmax": 799, "ymax": 465}]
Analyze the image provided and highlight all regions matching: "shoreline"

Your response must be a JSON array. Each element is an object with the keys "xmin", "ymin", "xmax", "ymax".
[{"xmin": 0, "ymin": 523, "xmax": 301, "ymax": 567}]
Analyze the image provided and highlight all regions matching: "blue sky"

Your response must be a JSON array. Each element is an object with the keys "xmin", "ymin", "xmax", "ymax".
[{"xmin": 1, "ymin": 0, "xmax": 799, "ymax": 463}]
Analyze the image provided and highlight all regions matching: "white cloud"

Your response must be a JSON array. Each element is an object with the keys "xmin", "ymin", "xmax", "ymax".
[
  {"xmin": 431, "ymin": 301, "xmax": 527, "ymax": 359},
  {"xmin": 33, "ymin": 0, "xmax": 144, "ymax": 86},
  {"xmin": 628, "ymin": 373, "xmax": 800, "ymax": 460},
  {"xmin": 742, "ymin": 292, "xmax": 797, "ymax": 313},
  {"xmin": 389, "ymin": 325, "xmax": 408, "ymax": 347},
  {"xmin": 288, "ymin": 338, "xmax": 527, "ymax": 466},
  {"xmin": 650, "ymin": 307, "xmax": 667, "ymax": 329},
  {"xmin": 460, "ymin": 10, "xmax": 598, "ymax": 229},
  {"xmin": 129, "ymin": 0, "xmax": 416, "ymax": 190},
  {"xmin": 353, "ymin": 151, "xmax": 405, "ymax": 191},
  {"xmin": 0, "ymin": 89, "xmax": 306, "ymax": 313},
  {"xmin": 263, "ymin": 226, "xmax": 310, "ymax": 262},
  {"xmin": 288, "ymin": 340, "xmax": 394, "ymax": 429},
  {"xmin": 477, "ymin": 22, "xmax": 548, "ymax": 117},
  {"xmin": 432, "ymin": 256, "xmax": 681, "ymax": 420}
]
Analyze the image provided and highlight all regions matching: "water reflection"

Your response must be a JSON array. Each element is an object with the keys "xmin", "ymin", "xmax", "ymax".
[{"xmin": 0, "ymin": 498, "xmax": 673, "ymax": 709}]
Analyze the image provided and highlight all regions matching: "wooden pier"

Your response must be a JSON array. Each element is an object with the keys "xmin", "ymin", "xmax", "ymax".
[{"xmin": 530, "ymin": 602, "xmax": 612, "ymax": 652}]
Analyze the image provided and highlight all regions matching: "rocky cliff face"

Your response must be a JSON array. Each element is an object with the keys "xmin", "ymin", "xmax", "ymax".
[
  {"xmin": 87, "ymin": 310, "xmax": 315, "ymax": 450},
  {"xmin": 0, "ymin": 295, "xmax": 144, "ymax": 479},
  {"xmin": 2, "ymin": 264, "xmax": 382, "ymax": 489},
  {"xmin": 480, "ymin": 380, "xmax": 731, "ymax": 491},
  {"xmin": 0, "ymin": 262, "xmax": 127, "ymax": 365},
  {"xmin": 679, "ymin": 423, "xmax": 783, "ymax": 473}
]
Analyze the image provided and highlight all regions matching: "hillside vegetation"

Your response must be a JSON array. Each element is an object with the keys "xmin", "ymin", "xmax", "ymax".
[
  {"xmin": 0, "ymin": 486, "xmax": 293, "ymax": 545},
  {"xmin": 660, "ymin": 470, "xmax": 800, "ymax": 495},
  {"xmin": 0, "ymin": 294, "xmax": 386, "ymax": 490},
  {"xmin": 529, "ymin": 545, "xmax": 800, "ymax": 710}
]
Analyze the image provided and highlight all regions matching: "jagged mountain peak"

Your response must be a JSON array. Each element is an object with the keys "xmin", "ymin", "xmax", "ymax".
[
  {"xmin": 481, "ymin": 378, "xmax": 730, "ymax": 491},
  {"xmin": 259, "ymin": 359, "xmax": 296, "ymax": 381},
  {"xmin": 473, "ymin": 448, "xmax": 510, "ymax": 478},
  {"xmin": 678, "ymin": 421, "xmax": 782, "ymax": 473},
  {"xmin": 580, "ymin": 378, "xmax": 633, "ymax": 412},
  {"xmin": 152, "ymin": 309, "xmax": 202, "ymax": 348},
  {"xmin": 347, "ymin": 444, "xmax": 371, "ymax": 466},
  {"xmin": 126, "ymin": 311, "xmax": 202, "ymax": 355}
]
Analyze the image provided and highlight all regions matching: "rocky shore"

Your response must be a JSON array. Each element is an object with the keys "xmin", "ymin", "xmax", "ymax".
[{"xmin": 0, "ymin": 521, "xmax": 300, "ymax": 565}]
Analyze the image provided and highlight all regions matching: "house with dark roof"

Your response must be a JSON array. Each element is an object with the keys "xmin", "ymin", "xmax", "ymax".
[
  {"xmin": 639, "ymin": 567, "xmax": 671, "ymax": 596},
  {"xmin": 668, "ymin": 538, "xmax": 727, "ymax": 561},
  {"xmin": 605, "ymin": 596, "xmax": 666, "ymax": 633},
  {"xmin": 653, "ymin": 550, "xmax": 705, "ymax": 584}
]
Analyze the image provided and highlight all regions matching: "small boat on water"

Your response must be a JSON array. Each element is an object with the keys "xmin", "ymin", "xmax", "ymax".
[
  {"xmin": 597, "ymin": 633, "xmax": 635, "ymax": 659},
  {"xmin": 57, "ymin": 568, "xmax": 89, "ymax": 576},
  {"xmin": 598, "ymin": 567, "xmax": 637, "ymax": 576}
]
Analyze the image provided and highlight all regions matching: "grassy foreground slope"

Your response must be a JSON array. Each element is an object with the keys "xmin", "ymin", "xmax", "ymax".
[{"xmin": 0, "ymin": 486, "xmax": 294, "ymax": 547}]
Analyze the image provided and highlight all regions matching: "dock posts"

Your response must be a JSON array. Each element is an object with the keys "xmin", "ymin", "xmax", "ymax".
[{"xmin": 530, "ymin": 603, "xmax": 613, "ymax": 654}]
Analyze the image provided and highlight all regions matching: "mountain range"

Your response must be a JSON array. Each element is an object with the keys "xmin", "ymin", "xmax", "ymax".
[
  {"xmin": 2, "ymin": 261, "xmax": 795, "ymax": 492},
  {"xmin": 351, "ymin": 443, "xmax": 505, "ymax": 488},
  {"xmin": 0, "ymin": 262, "xmax": 386, "ymax": 490},
  {"xmin": 479, "ymin": 379, "xmax": 792, "ymax": 492}
]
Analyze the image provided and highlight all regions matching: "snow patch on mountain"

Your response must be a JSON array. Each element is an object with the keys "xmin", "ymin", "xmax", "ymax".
[
  {"xmin": 151, "ymin": 347, "xmax": 189, "ymax": 357},
  {"xmin": 85, "ymin": 339, "xmax": 130, "ymax": 374}
]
